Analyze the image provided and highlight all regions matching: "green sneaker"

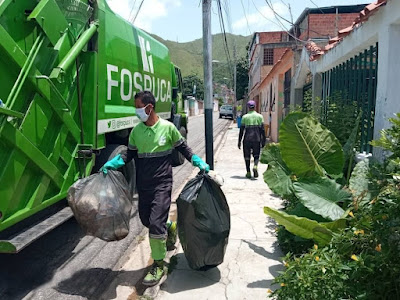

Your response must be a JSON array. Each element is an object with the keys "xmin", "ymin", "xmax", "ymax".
[
  {"xmin": 246, "ymin": 172, "xmax": 252, "ymax": 179},
  {"xmin": 166, "ymin": 221, "xmax": 177, "ymax": 250},
  {"xmin": 142, "ymin": 260, "xmax": 167, "ymax": 286},
  {"xmin": 253, "ymin": 166, "xmax": 259, "ymax": 178}
]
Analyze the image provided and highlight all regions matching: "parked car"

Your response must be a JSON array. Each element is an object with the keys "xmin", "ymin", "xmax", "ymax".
[{"xmin": 219, "ymin": 105, "xmax": 234, "ymax": 119}]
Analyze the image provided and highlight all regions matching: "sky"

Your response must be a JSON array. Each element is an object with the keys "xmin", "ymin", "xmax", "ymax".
[{"xmin": 106, "ymin": 0, "xmax": 370, "ymax": 42}]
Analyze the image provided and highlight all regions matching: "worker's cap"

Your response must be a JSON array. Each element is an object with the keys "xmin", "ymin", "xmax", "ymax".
[{"xmin": 247, "ymin": 100, "xmax": 256, "ymax": 108}]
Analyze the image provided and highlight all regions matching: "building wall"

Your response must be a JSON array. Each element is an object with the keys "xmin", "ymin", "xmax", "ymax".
[
  {"xmin": 259, "ymin": 31, "xmax": 286, "ymax": 44},
  {"xmin": 308, "ymin": 1, "xmax": 400, "ymax": 159},
  {"xmin": 299, "ymin": 12, "xmax": 360, "ymax": 40},
  {"xmin": 309, "ymin": 13, "xmax": 360, "ymax": 38},
  {"xmin": 259, "ymin": 51, "xmax": 293, "ymax": 142}
]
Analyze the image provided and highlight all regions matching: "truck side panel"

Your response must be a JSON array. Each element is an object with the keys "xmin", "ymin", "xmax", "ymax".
[
  {"xmin": 96, "ymin": 2, "xmax": 175, "ymax": 137},
  {"xmin": 0, "ymin": 0, "xmax": 95, "ymax": 233}
]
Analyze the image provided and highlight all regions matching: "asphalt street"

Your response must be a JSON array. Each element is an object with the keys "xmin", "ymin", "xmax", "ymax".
[{"xmin": 0, "ymin": 114, "xmax": 231, "ymax": 300}]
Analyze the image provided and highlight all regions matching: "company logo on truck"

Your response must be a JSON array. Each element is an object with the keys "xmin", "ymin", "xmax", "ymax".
[{"xmin": 107, "ymin": 35, "xmax": 171, "ymax": 103}]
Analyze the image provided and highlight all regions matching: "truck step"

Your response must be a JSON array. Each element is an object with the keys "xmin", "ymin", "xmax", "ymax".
[{"xmin": 0, "ymin": 207, "xmax": 73, "ymax": 254}]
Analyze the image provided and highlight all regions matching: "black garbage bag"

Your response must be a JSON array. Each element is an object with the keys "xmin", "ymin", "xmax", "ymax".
[
  {"xmin": 67, "ymin": 171, "xmax": 133, "ymax": 241},
  {"xmin": 177, "ymin": 173, "xmax": 230, "ymax": 270}
]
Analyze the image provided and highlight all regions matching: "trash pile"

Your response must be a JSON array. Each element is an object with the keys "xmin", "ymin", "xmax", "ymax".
[
  {"xmin": 177, "ymin": 172, "xmax": 230, "ymax": 270},
  {"xmin": 67, "ymin": 171, "xmax": 133, "ymax": 241}
]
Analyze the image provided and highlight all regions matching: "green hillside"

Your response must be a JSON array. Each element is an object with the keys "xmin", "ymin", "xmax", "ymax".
[{"xmin": 151, "ymin": 33, "xmax": 251, "ymax": 82}]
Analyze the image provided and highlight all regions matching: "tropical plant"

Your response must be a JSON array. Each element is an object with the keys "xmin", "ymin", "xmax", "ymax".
[
  {"xmin": 279, "ymin": 112, "xmax": 344, "ymax": 177},
  {"xmin": 260, "ymin": 144, "xmax": 292, "ymax": 198},
  {"xmin": 371, "ymin": 112, "xmax": 400, "ymax": 158},
  {"xmin": 272, "ymin": 112, "xmax": 400, "ymax": 300},
  {"xmin": 293, "ymin": 177, "xmax": 350, "ymax": 221},
  {"xmin": 264, "ymin": 207, "xmax": 346, "ymax": 246}
]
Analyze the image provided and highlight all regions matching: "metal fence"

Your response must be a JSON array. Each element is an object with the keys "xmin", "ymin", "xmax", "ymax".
[{"xmin": 321, "ymin": 43, "xmax": 378, "ymax": 153}]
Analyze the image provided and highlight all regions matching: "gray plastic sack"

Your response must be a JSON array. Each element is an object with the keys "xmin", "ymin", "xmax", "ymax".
[{"xmin": 67, "ymin": 171, "xmax": 133, "ymax": 241}]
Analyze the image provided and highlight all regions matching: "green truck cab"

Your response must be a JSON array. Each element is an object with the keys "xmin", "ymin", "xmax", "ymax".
[{"xmin": 0, "ymin": 0, "xmax": 187, "ymax": 253}]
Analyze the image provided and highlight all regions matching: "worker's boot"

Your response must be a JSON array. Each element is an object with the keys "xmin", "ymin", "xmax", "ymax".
[
  {"xmin": 166, "ymin": 221, "xmax": 177, "ymax": 250},
  {"xmin": 143, "ymin": 238, "xmax": 167, "ymax": 286},
  {"xmin": 142, "ymin": 260, "xmax": 167, "ymax": 286},
  {"xmin": 253, "ymin": 165, "xmax": 259, "ymax": 178}
]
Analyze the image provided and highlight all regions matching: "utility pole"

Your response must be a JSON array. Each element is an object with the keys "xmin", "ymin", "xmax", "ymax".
[
  {"xmin": 233, "ymin": 44, "xmax": 237, "ymax": 104},
  {"xmin": 203, "ymin": 0, "xmax": 214, "ymax": 170}
]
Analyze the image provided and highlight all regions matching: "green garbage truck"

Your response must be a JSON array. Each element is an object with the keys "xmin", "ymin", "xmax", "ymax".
[{"xmin": 0, "ymin": 0, "xmax": 188, "ymax": 253}]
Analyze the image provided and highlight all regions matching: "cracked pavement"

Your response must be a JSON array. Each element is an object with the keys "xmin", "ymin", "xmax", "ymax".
[{"xmin": 156, "ymin": 126, "xmax": 284, "ymax": 300}]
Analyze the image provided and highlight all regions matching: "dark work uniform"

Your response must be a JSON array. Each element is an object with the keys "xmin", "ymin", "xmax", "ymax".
[
  {"xmin": 238, "ymin": 110, "xmax": 266, "ymax": 170},
  {"xmin": 122, "ymin": 118, "xmax": 193, "ymax": 240}
]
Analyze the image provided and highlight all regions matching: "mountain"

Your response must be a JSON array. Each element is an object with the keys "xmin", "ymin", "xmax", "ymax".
[{"xmin": 150, "ymin": 33, "xmax": 252, "ymax": 80}]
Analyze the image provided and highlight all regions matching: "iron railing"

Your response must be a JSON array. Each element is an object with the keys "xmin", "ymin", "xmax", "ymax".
[{"xmin": 321, "ymin": 43, "xmax": 378, "ymax": 153}]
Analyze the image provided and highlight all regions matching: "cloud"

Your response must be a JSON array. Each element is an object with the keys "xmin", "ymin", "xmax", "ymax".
[
  {"xmin": 107, "ymin": 0, "xmax": 181, "ymax": 31},
  {"xmin": 233, "ymin": 2, "xmax": 290, "ymax": 33}
]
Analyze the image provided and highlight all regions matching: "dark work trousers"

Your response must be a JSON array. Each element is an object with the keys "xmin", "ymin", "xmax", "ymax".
[
  {"xmin": 137, "ymin": 182, "xmax": 172, "ymax": 240},
  {"xmin": 243, "ymin": 142, "xmax": 261, "ymax": 171}
]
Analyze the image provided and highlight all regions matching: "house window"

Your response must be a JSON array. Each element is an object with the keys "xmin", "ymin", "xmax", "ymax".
[
  {"xmin": 284, "ymin": 69, "xmax": 291, "ymax": 108},
  {"xmin": 263, "ymin": 48, "xmax": 274, "ymax": 65}
]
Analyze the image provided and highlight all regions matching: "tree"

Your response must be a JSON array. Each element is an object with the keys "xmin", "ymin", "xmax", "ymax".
[
  {"xmin": 182, "ymin": 74, "xmax": 204, "ymax": 100},
  {"xmin": 236, "ymin": 56, "xmax": 249, "ymax": 101}
]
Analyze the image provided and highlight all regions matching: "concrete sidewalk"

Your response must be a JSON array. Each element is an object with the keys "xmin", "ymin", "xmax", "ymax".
[{"xmin": 156, "ymin": 126, "xmax": 283, "ymax": 300}]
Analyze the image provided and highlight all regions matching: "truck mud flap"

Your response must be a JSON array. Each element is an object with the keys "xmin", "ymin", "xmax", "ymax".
[{"xmin": 0, "ymin": 207, "xmax": 73, "ymax": 254}]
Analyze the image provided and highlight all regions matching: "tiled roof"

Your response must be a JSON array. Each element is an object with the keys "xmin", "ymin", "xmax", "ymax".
[{"xmin": 306, "ymin": 0, "xmax": 387, "ymax": 61}]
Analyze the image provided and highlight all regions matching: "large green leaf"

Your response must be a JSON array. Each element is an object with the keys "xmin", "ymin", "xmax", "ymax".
[
  {"xmin": 293, "ymin": 177, "xmax": 350, "ymax": 221},
  {"xmin": 261, "ymin": 144, "xmax": 293, "ymax": 197},
  {"xmin": 322, "ymin": 218, "xmax": 347, "ymax": 231},
  {"xmin": 279, "ymin": 112, "xmax": 344, "ymax": 177},
  {"xmin": 349, "ymin": 159, "xmax": 371, "ymax": 203},
  {"xmin": 264, "ymin": 207, "xmax": 333, "ymax": 245},
  {"xmin": 288, "ymin": 203, "xmax": 327, "ymax": 223}
]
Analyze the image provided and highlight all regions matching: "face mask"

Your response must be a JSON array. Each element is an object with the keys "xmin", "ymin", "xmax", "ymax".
[{"xmin": 136, "ymin": 104, "xmax": 152, "ymax": 122}]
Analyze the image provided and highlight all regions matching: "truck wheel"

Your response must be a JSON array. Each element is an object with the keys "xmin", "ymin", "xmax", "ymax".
[
  {"xmin": 94, "ymin": 144, "xmax": 136, "ymax": 197},
  {"xmin": 171, "ymin": 127, "xmax": 187, "ymax": 167}
]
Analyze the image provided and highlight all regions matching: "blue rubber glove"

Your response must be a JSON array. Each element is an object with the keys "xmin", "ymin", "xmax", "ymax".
[
  {"xmin": 191, "ymin": 154, "xmax": 210, "ymax": 173},
  {"xmin": 100, "ymin": 154, "xmax": 126, "ymax": 174}
]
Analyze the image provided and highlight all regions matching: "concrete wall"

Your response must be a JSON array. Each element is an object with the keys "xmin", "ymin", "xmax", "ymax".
[
  {"xmin": 309, "ymin": 0, "xmax": 400, "ymax": 159},
  {"xmin": 260, "ymin": 52, "xmax": 293, "ymax": 142}
]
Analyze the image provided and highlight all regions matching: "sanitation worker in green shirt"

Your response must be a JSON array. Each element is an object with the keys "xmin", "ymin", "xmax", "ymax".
[
  {"xmin": 101, "ymin": 91, "xmax": 209, "ymax": 286},
  {"xmin": 238, "ymin": 100, "xmax": 266, "ymax": 179}
]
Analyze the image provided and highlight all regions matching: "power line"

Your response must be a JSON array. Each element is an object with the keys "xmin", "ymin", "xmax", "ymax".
[
  {"xmin": 216, "ymin": 0, "xmax": 235, "ymax": 84},
  {"xmin": 251, "ymin": 0, "xmax": 305, "ymax": 44},
  {"xmin": 240, "ymin": 0, "xmax": 252, "ymax": 35},
  {"xmin": 309, "ymin": 0, "xmax": 326, "ymax": 14},
  {"xmin": 263, "ymin": 0, "xmax": 331, "ymax": 40},
  {"xmin": 128, "ymin": 0, "xmax": 138, "ymax": 23},
  {"xmin": 131, "ymin": 0, "xmax": 145, "ymax": 24}
]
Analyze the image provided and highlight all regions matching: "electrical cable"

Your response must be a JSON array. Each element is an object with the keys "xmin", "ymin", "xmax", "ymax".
[
  {"xmin": 128, "ymin": 0, "xmax": 138, "ymax": 23},
  {"xmin": 309, "ymin": 0, "xmax": 326, "ymax": 14},
  {"xmin": 131, "ymin": 0, "xmax": 145, "ymax": 24},
  {"xmin": 216, "ymin": 0, "xmax": 235, "ymax": 84},
  {"xmin": 240, "ymin": 0, "xmax": 252, "ymax": 35}
]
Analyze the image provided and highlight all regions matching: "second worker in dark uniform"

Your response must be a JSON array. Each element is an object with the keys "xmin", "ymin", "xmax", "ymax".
[{"xmin": 238, "ymin": 100, "xmax": 266, "ymax": 179}]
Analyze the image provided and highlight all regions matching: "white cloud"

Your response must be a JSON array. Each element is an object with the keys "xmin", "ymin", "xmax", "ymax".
[
  {"xmin": 233, "ymin": 2, "xmax": 290, "ymax": 33},
  {"xmin": 107, "ymin": 0, "xmax": 181, "ymax": 31}
]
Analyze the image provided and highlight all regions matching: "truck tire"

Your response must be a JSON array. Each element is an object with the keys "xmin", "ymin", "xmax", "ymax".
[
  {"xmin": 171, "ymin": 127, "xmax": 187, "ymax": 167},
  {"xmin": 94, "ymin": 144, "xmax": 136, "ymax": 197}
]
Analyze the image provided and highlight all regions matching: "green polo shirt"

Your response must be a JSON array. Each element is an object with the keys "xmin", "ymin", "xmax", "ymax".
[
  {"xmin": 240, "ymin": 111, "xmax": 264, "ymax": 143},
  {"xmin": 241, "ymin": 110, "xmax": 263, "ymax": 126},
  {"xmin": 128, "ymin": 118, "xmax": 184, "ymax": 158}
]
